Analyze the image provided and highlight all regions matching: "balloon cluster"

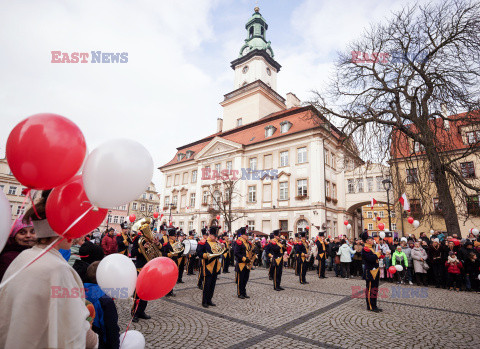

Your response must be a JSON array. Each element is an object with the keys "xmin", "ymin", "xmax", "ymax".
[
  {"xmin": 3, "ymin": 113, "xmax": 154, "ymax": 244},
  {"xmin": 407, "ymin": 216, "xmax": 420, "ymax": 228}
]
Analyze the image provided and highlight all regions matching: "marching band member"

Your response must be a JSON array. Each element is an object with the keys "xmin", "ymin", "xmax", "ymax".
[
  {"xmin": 294, "ymin": 233, "xmax": 301, "ymax": 276},
  {"xmin": 177, "ymin": 232, "xmax": 186, "ymax": 283},
  {"xmin": 315, "ymin": 232, "xmax": 328, "ymax": 279},
  {"xmin": 186, "ymin": 230, "xmax": 197, "ymax": 275},
  {"xmin": 220, "ymin": 233, "xmax": 231, "ymax": 273},
  {"xmin": 265, "ymin": 230, "xmax": 285, "ymax": 291},
  {"xmin": 197, "ymin": 228, "xmax": 208, "ymax": 290},
  {"xmin": 268, "ymin": 233, "xmax": 275, "ymax": 281},
  {"xmin": 201, "ymin": 226, "xmax": 222, "ymax": 308},
  {"xmin": 117, "ymin": 221, "xmax": 132, "ymax": 255},
  {"xmin": 363, "ymin": 236, "xmax": 382, "ymax": 312},
  {"xmin": 234, "ymin": 227, "xmax": 254, "ymax": 299},
  {"xmin": 162, "ymin": 228, "xmax": 182, "ymax": 296},
  {"xmin": 296, "ymin": 232, "xmax": 309, "ymax": 284}
]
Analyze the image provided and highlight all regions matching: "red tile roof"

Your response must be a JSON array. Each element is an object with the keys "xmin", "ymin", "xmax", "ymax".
[
  {"xmin": 391, "ymin": 111, "xmax": 480, "ymax": 159},
  {"xmin": 160, "ymin": 105, "xmax": 343, "ymax": 169}
]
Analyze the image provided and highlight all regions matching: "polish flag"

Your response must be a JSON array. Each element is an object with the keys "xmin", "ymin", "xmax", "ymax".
[
  {"xmin": 399, "ymin": 193, "xmax": 410, "ymax": 212},
  {"xmin": 370, "ymin": 198, "xmax": 377, "ymax": 209}
]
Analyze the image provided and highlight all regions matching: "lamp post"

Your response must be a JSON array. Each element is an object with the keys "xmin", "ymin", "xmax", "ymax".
[
  {"xmin": 106, "ymin": 210, "xmax": 112, "ymax": 231},
  {"xmin": 382, "ymin": 179, "xmax": 393, "ymax": 231}
]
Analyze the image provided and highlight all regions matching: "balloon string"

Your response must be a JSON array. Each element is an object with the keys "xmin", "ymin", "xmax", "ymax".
[
  {"xmin": 0, "ymin": 236, "xmax": 65, "ymax": 289},
  {"xmin": 121, "ymin": 299, "xmax": 140, "ymax": 347},
  {"xmin": 27, "ymin": 189, "xmax": 42, "ymax": 220},
  {"xmin": 0, "ymin": 205, "xmax": 94, "ymax": 289}
]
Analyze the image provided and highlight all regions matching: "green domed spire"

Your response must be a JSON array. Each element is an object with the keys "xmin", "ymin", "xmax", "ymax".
[{"xmin": 239, "ymin": 7, "xmax": 274, "ymax": 58}]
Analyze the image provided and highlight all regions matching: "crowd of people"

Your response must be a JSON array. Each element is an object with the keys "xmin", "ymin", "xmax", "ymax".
[{"xmin": 1, "ymin": 191, "xmax": 480, "ymax": 348}]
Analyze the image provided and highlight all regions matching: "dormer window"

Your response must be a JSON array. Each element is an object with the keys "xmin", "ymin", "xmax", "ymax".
[
  {"xmin": 280, "ymin": 121, "xmax": 292, "ymax": 133},
  {"xmin": 185, "ymin": 150, "xmax": 194, "ymax": 159},
  {"xmin": 177, "ymin": 153, "xmax": 185, "ymax": 161},
  {"xmin": 265, "ymin": 125, "xmax": 276, "ymax": 138},
  {"xmin": 237, "ymin": 118, "xmax": 243, "ymax": 126}
]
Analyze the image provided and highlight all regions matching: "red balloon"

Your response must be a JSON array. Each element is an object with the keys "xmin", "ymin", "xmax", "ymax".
[
  {"xmin": 160, "ymin": 214, "xmax": 164, "ymax": 219},
  {"xmin": 344, "ymin": 220, "xmax": 349, "ymax": 226},
  {"xmin": 136, "ymin": 257, "xmax": 178, "ymax": 301},
  {"xmin": 153, "ymin": 212, "xmax": 159, "ymax": 219},
  {"xmin": 6, "ymin": 113, "xmax": 86, "ymax": 190},
  {"xmin": 388, "ymin": 266, "xmax": 397, "ymax": 274},
  {"xmin": 129, "ymin": 214, "xmax": 136, "ymax": 223},
  {"xmin": 46, "ymin": 175, "xmax": 108, "ymax": 239},
  {"xmin": 407, "ymin": 216, "xmax": 414, "ymax": 224},
  {"xmin": 216, "ymin": 215, "xmax": 220, "ymax": 220},
  {"xmin": 376, "ymin": 216, "xmax": 381, "ymax": 221},
  {"xmin": 451, "ymin": 238, "xmax": 460, "ymax": 246},
  {"xmin": 378, "ymin": 222, "xmax": 385, "ymax": 230}
]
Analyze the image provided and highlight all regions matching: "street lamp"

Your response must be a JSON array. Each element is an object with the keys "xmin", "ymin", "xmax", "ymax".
[
  {"xmin": 382, "ymin": 179, "xmax": 392, "ymax": 231},
  {"xmin": 106, "ymin": 210, "xmax": 112, "ymax": 231}
]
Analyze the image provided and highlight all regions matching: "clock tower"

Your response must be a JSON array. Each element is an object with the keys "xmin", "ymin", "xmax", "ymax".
[{"xmin": 220, "ymin": 7, "xmax": 286, "ymax": 132}]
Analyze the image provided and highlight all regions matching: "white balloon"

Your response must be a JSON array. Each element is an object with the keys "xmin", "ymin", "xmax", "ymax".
[
  {"xmin": 395, "ymin": 264, "xmax": 403, "ymax": 272},
  {"xmin": 0, "ymin": 191, "xmax": 11, "ymax": 252},
  {"xmin": 346, "ymin": 224, "xmax": 352, "ymax": 230},
  {"xmin": 120, "ymin": 330, "xmax": 145, "ymax": 349},
  {"xmin": 379, "ymin": 231, "xmax": 386, "ymax": 239},
  {"xmin": 430, "ymin": 229, "xmax": 434, "ymax": 234},
  {"xmin": 413, "ymin": 220, "xmax": 420, "ymax": 228},
  {"xmin": 83, "ymin": 139, "xmax": 153, "ymax": 208},
  {"xmin": 472, "ymin": 228, "xmax": 479, "ymax": 236},
  {"xmin": 97, "ymin": 254, "xmax": 137, "ymax": 298},
  {"xmin": 478, "ymin": 274, "xmax": 480, "ymax": 281},
  {"xmin": 400, "ymin": 237, "xmax": 408, "ymax": 242}
]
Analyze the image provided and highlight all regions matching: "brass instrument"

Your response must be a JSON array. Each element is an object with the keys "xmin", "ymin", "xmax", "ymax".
[
  {"xmin": 246, "ymin": 242, "xmax": 256, "ymax": 270},
  {"xmin": 207, "ymin": 242, "xmax": 226, "ymax": 258},
  {"xmin": 172, "ymin": 241, "xmax": 185, "ymax": 255},
  {"xmin": 138, "ymin": 218, "xmax": 162, "ymax": 261}
]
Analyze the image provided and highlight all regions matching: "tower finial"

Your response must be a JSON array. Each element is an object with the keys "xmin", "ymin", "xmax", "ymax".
[{"xmin": 254, "ymin": 6, "xmax": 259, "ymax": 13}]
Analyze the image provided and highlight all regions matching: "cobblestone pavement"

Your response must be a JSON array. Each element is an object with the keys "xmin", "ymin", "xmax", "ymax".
[{"xmin": 116, "ymin": 267, "xmax": 480, "ymax": 349}]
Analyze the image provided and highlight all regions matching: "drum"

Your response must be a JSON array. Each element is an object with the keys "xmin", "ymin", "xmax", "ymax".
[{"xmin": 183, "ymin": 239, "xmax": 198, "ymax": 255}]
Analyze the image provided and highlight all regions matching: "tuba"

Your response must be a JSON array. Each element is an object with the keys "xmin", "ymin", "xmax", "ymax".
[
  {"xmin": 172, "ymin": 241, "xmax": 184, "ymax": 255},
  {"xmin": 246, "ymin": 241, "xmax": 257, "ymax": 270},
  {"xmin": 138, "ymin": 218, "xmax": 162, "ymax": 261}
]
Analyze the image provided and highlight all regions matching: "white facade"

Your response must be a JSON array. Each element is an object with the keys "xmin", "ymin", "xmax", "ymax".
[{"xmin": 234, "ymin": 55, "xmax": 278, "ymax": 90}]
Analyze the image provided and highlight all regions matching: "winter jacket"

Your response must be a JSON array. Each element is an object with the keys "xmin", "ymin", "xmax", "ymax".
[
  {"xmin": 428, "ymin": 244, "xmax": 444, "ymax": 264},
  {"xmin": 101, "ymin": 235, "xmax": 118, "ymax": 256},
  {"xmin": 353, "ymin": 245, "xmax": 363, "ymax": 261},
  {"xmin": 411, "ymin": 247, "xmax": 428, "ymax": 273},
  {"xmin": 0, "ymin": 238, "xmax": 31, "ymax": 281},
  {"xmin": 392, "ymin": 250, "xmax": 408, "ymax": 267},
  {"xmin": 403, "ymin": 246, "xmax": 413, "ymax": 267},
  {"xmin": 445, "ymin": 259, "xmax": 463, "ymax": 274},
  {"xmin": 464, "ymin": 258, "xmax": 480, "ymax": 276},
  {"xmin": 337, "ymin": 243, "xmax": 355, "ymax": 263}
]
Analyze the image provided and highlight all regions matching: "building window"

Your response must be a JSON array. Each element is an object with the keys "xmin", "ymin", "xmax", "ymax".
[
  {"xmin": 247, "ymin": 220, "xmax": 255, "ymax": 231},
  {"xmin": 367, "ymin": 177, "xmax": 373, "ymax": 192},
  {"xmin": 390, "ymin": 211, "xmax": 396, "ymax": 218},
  {"xmin": 347, "ymin": 179, "xmax": 355, "ymax": 193},
  {"xmin": 177, "ymin": 153, "xmax": 185, "ymax": 161},
  {"xmin": 213, "ymin": 191, "xmax": 221, "ymax": 209},
  {"xmin": 280, "ymin": 220, "xmax": 288, "ymax": 231},
  {"xmin": 108, "ymin": 215, "xmax": 112, "ymax": 223},
  {"xmin": 192, "ymin": 170, "xmax": 197, "ymax": 183},
  {"xmin": 167, "ymin": 176, "xmax": 172, "ymax": 187},
  {"xmin": 332, "ymin": 183, "xmax": 337, "ymax": 199},
  {"xmin": 297, "ymin": 147, "xmax": 307, "ymax": 164},
  {"xmin": 297, "ymin": 179, "xmax": 308, "ymax": 197},
  {"xmin": 140, "ymin": 203, "xmax": 146, "ymax": 211},
  {"xmin": 413, "ymin": 141, "xmax": 425, "ymax": 153},
  {"xmin": 331, "ymin": 154, "xmax": 336, "ymax": 169},
  {"xmin": 433, "ymin": 198, "xmax": 442, "ymax": 214},
  {"xmin": 279, "ymin": 181, "xmax": 288, "ymax": 200},
  {"xmin": 172, "ymin": 196, "xmax": 178, "ymax": 207},
  {"xmin": 325, "ymin": 180, "xmax": 330, "ymax": 197},
  {"xmin": 280, "ymin": 151, "xmax": 289, "ymax": 167},
  {"xmin": 113, "ymin": 216, "xmax": 118, "ymax": 224},
  {"xmin": 201, "ymin": 221, "xmax": 207, "ymax": 228},
  {"xmin": 237, "ymin": 118, "xmax": 243, "ymax": 127},
  {"xmin": 248, "ymin": 186, "xmax": 256, "ymax": 203},
  {"xmin": 379, "ymin": 211, "xmax": 384, "ymax": 218},
  {"xmin": 249, "ymin": 158, "xmax": 257, "ymax": 171},
  {"xmin": 368, "ymin": 223, "xmax": 373, "ymax": 230},
  {"xmin": 226, "ymin": 161, "xmax": 232, "ymax": 171},
  {"xmin": 264, "ymin": 154, "xmax": 272, "ymax": 169},
  {"xmin": 164, "ymin": 197, "xmax": 170, "ymax": 206},
  {"xmin": 376, "ymin": 177, "xmax": 383, "ymax": 190},
  {"xmin": 186, "ymin": 150, "xmax": 194, "ymax": 159},
  {"xmin": 132, "ymin": 202, "xmax": 138, "ymax": 210},
  {"xmin": 410, "ymin": 199, "xmax": 422, "ymax": 217},
  {"xmin": 179, "ymin": 221, "xmax": 184, "ymax": 230},
  {"xmin": 8, "ymin": 186, "xmax": 17, "ymax": 195},
  {"xmin": 188, "ymin": 221, "xmax": 193, "ymax": 231},
  {"xmin": 467, "ymin": 195, "xmax": 480, "ymax": 215},
  {"xmin": 142, "ymin": 193, "xmax": 147, "ymax": 200},
  {"xmin": 324, "ymin": 150, "xmax": 330, "ymax": 166},
  {"xmin": 182, "ymin": 172, "xmax": 188, "ymax": 184},
  {"xmin": 280, "ymin": 121, "xmax": 292, "ymax": 133},
  {"xmin": 461, "ymin": 162, "xmax": 475, "ymax": 178},
  {"xmin": 147, "ymin": 204, "xmax": 152, "ymax": 212},
  {"xmin": 296, "ymin": 219, "xmax": 308, "ymax": 234},
  {"xmin": 265, "ymin": 125, "xmax": 276, "ymax": 137},
  {"xmin": 392, "ymin": 223, "xmax": 397, "ymax": 230},
  {"xmin": 356, "ymin": 179, "xmax": 364, "ymax": 193},
  {"xmin": 406, "ymin": 169, "xmax": 418, "ymax": 183},
  {"xmin": 202, "ymin": 191, "xmax": 208, "ymax": 204},
  {"xmin": 190, "ymin": 193, "xmax": 196, "ymax": 208},
  {"xmin": 16, "ymin": 206, "xmax": 24, "ymax": 215},
  {"xmin": 120, "ymin": 216, "xmax": 125, "ymax": 223},
  {"xmin": 367, "ymin": 211, "xmax": 373, "ymax": 219},
  {"xmin": 215, "ymin": 163, "xmax": 221, "ymax": 173},
  {"xmin": 174, "ymin": 174, "xmax": 180, "ymax": 186}
]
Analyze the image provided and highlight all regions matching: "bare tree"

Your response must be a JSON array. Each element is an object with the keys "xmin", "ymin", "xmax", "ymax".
[
  {"xmin": 206, "ymin": 172, "xmax": 246, "ymax": 232},
  {"xmin": 309, "ymin": 0, "xmax": 480, "ymax": 234}
]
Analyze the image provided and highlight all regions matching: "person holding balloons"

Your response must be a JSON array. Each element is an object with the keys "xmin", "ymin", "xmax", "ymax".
[{"xmin": 0, "ymin": 192, "xmax": 97, "ymax": 348}]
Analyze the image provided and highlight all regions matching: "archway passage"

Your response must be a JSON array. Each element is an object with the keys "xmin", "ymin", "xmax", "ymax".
[{"xmin": 346, "ymin": 201, "xmax": 391, "ymax": 238}]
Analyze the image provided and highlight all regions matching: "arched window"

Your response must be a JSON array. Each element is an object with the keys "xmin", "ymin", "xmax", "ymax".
[
  {"xmin": 296, "ymin": 219, "xmax": 308, "ymax": 234},
  {"xmin": 213, "ymin": 190, "xmax": 221, "ymax": 210},
  {"xmin": 261, "ymin": 26, "xmax": 264, "ymax": 37}
]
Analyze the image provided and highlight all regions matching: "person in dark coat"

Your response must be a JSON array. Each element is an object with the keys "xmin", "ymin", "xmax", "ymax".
[
  {"xmin": 0, "ymin": 217, "xmax": 36, "ymax": 281},
  {"xmin": 72, "ymin": 238, "xmax": 104, "ymax": 283}
]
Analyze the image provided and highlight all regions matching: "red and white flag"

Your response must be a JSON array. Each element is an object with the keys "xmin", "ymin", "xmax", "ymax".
[
  {"xmin": 399, "ymin": 193, "xmax": 410, "ymax": 212},
  {"xmin": 370, "ymin": 198, "xmax": 377, "ymax": 209}
]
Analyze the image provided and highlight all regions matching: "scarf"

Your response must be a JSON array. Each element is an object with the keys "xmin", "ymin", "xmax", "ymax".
[
  {"xmin": 84, "ymin": 283, "xmax": 106, "ymax": 342},
  {"xmin": 447, "ymin": 256, "xmax": 458, "ymax": 264}
]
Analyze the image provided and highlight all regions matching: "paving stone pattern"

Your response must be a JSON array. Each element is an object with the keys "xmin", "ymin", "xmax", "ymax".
[{"xmin": 115, "ymin": 268, "xmax": 480, "ymax": 349}]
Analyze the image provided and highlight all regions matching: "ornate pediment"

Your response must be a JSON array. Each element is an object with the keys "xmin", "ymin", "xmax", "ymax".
[{"xmin": 195, "ymin": 137, "xmax": 243, "ymax": 160}]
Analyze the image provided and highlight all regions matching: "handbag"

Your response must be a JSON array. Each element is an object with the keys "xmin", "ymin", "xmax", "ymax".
[{"xmin": 423, "ymin": 261, "xmax": 430, "ymax": 271}]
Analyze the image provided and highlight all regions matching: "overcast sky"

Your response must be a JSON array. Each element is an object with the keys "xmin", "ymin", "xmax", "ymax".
[{"xmin": 0, "ymin": 0, "xmax": 437, "ymax": 190}]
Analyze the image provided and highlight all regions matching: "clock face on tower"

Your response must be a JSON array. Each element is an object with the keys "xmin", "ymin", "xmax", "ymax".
[
  {"xmin": 266, "ymin": 67, "xmax": 271, "ymax": 76},
  {"xmin": 242, "ymin": 46, "xmax": 250, "ymax": 55},
  {"xmin": 242, "ymin": 66, "xmax": 249, "ymax": 74}
]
